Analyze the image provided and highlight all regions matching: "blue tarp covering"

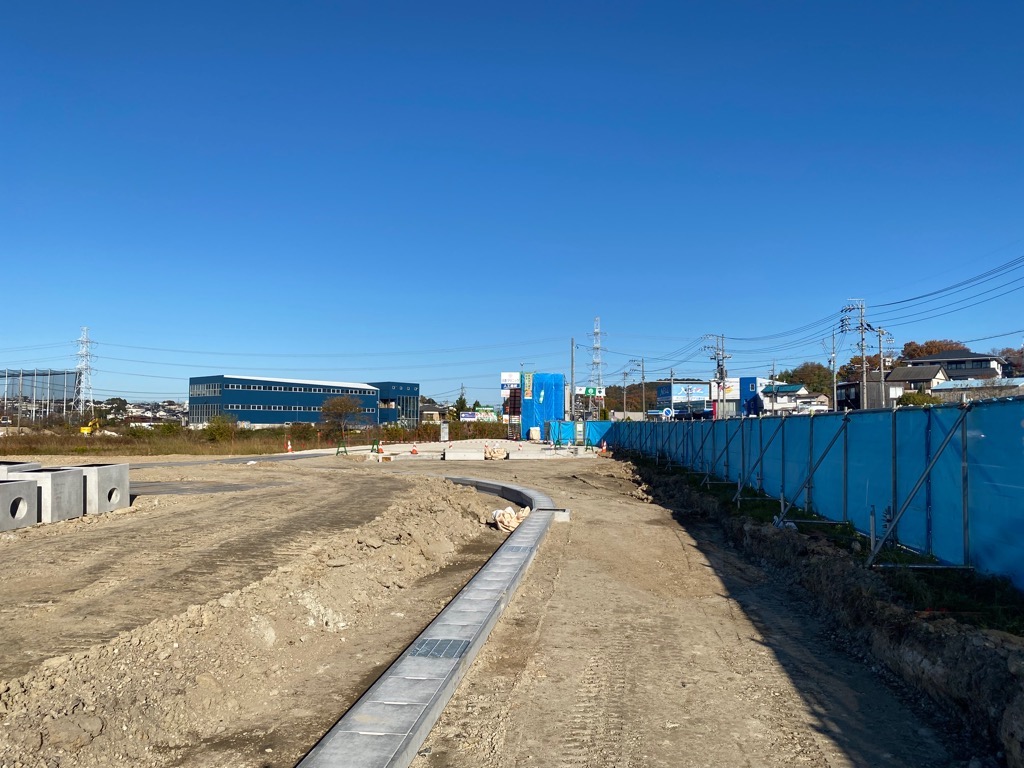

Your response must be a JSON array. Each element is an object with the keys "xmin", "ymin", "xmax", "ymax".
[
  {"xmin": 520, "ymin": 373, "xmax": 565, "ymax": 438},
  {"xmin": 601, "ymin": 399, "xmax": 1024, "ymax": 590}
]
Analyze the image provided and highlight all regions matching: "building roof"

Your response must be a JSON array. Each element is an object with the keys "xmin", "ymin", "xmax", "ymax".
[
  {"xmin": 221, "ymin": 375, "xmax": 377, "ymax": 389},
  {"xmin": 907, "ymin": 350, "xmax": 1005, "ymax": 363},
  {"xmin": 932, "ymin": 378, "xmax": 1024, "ymax": 391},
  {"xmin": 886, "ymin": 365, "xmax": 946, "ymax": 382},
  {"xmin": 762, "ymin": 384, "xmax": 806, "ymax": 395}
]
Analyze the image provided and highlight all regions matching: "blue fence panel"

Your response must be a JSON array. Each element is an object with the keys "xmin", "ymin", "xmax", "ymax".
[
  {"xmin": 966, "ymin": 400, "xmax": 1024, "ymax": 586},
  {"xmin": 805, "ymin": 412, "xmax": 847, "ymax": 522},
  {"xmin": 716, "ymin": 420, "xmax": 740, "ymax": 482},
  {"xmin": 844, "ymin": 411, "xmax": 895, "ymax": 536},
  {"xmin": 929, "ymin": 406, "xmax": 967, "ymax": 566},
  {"xmin": 548, "ymin": 421, "xmax": 575, "ymax": 444},
  {"xmin": 585, "ymin": 421, "xmax": 613, "ymax": 447},
  {"xmin": 892, "ymin": 408, "xmax": 930, "ymax": 554},
  {"xmin": 782, "ymin": 416, "xmax": 811, "ymax": 510},
  {"xmin": 759, "ymin": 416, "xmax": 786, "ymax": 504}
]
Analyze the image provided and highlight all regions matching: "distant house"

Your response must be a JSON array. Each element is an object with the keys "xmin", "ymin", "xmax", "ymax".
[
  {"xmin": 931, "ymin": 377, "xmax": 1024, "ymax": 404},
  {"xmin": 904, "ymin": 350, "xmax": 1006, "ymax": 381},
  {"xmin": 885, "ymin": 365, "xmax": 949, "ymax": 397},
  {"xmin": 420, "ymin": 404, "xmax": 445, "ymax": 423},
  {"xmin": 760, "ymin": 383, "xmax": 808, "ymax": 414}
]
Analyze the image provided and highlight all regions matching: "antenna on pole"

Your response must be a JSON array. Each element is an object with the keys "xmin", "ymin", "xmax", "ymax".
[{"xmin": 73, "ymin": 326, "xmax": 94, "ymax": 417}]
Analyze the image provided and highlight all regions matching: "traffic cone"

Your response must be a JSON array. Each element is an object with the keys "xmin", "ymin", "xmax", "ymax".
[
  {"xmin": 377, "ymin": 443, "xmax": 384, "ymax": 454},
  {"xmin": 411, "ymin": 444, "xmax": 418, "ymax": 455},
  {"xmin": 518, "ymin": 442, "xmax": 523, "ymax": 451},
  {"xmin": 286, "ymin": 438, "xmax": 293, "ymax": 453}
]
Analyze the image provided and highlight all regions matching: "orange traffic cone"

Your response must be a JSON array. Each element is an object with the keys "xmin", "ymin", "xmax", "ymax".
[
  {"xmin": 377, "ymin": 443, "xmax": 384, "ymax": 454},
  {"xmin": 411, "ymin": 444, "xmax": 418, "ymax": 455},
  {"xmin": 286, "ymin": 438, "xmax": 293, "ymax": 453}
]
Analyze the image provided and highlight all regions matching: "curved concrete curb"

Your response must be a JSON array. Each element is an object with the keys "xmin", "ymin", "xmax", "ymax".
[{"xmin": 296, "ymin": 477, "xmax": 557, "ymax": 767}]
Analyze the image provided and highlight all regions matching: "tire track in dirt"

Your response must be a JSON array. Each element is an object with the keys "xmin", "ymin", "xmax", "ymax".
[{"xmin": 0, "ymin": 471, "xmax": 411, "ymax": 679}]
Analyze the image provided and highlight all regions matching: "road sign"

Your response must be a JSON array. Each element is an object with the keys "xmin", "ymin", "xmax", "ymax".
[
  {"xmin": 574, "ymin": 386, "xmax": 606, "ymax": 397},
  {"xmin": 662, "ymin": 408, "xmax": 673, "ymax": 418}
]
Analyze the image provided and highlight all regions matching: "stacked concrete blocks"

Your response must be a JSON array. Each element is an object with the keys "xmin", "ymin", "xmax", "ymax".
[
  {"xmin": 0, "ymin": 479, "xmax": 38, "ymax": 532},
  {"xmin": 0, "ymin": 461, "xmax": 42, "ymax": 479},
  {"xmin": 73, "ymin": 463, "xmax": 130, "ymax": 515},
  {"xmin": 7, "ymin": 468, "xmax": 84, "ymax": 524}
]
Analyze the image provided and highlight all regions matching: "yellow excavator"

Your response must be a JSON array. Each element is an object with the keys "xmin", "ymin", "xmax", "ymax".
[{"xmin": 80, "ymin": 418, "xmax": 101, "ymax": 436}]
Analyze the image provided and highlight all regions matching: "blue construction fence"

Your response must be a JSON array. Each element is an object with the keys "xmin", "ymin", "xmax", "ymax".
[{"xmin": 550, "ymin": 398, "xmax": 1024, "ymax": 590}]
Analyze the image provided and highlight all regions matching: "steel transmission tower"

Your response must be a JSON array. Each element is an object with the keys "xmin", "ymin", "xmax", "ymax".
[
  {"xmin": 73, "ymin": 326, "xmax": 94, "ymax": 416},
  {"xmin": 587, "ymin": 317, "xmax": 605, "ymax": 419}
]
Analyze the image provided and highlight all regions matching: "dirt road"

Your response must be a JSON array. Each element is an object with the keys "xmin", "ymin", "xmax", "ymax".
[
  {"xmin": 0, "ymin": 452, "xmax": 982, "ymax": 767},
  {"xmin": 398, "ymin": 461, "xmax": 964, "ymax": 768}
]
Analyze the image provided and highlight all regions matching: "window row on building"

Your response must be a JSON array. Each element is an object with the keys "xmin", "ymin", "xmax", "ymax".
[
  {"xmin": 223, "ymin": 383, "xmax": 374, "ymax": 395},
  {"xmin": 224, "ymin": 404, "xmax": 376, "ymax": 413},
  {"xmin": 189, "ymin": 383, "xmax": 222, "ymax": 397}
]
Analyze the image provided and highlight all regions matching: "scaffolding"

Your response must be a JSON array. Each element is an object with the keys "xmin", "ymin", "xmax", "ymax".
[{"xmin": 1, "ymin": 369, "xmax": 80, "ymax": 424}]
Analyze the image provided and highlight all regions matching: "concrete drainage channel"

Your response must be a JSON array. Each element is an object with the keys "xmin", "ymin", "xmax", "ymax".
[{"xmin": 297, "ymin": 477, "xmax": 563, "ymax": 768}]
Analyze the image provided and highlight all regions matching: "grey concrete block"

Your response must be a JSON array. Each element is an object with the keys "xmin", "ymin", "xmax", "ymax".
[
  {"xmin": 0, "ymin": 461, "xmax": 41, "ymax": 479},
  {"xmin": 7, "ymin": 468, "xmax": 84, "ymax": 524},
  {"xmin": 442, "ymin": 447, "xmax": 485, "ymax": 461},
  {"xmin": 68, "ymin": 463, "xmax": 130, "ymax": 515},
  {"xmin": 0, "ymin": 479, "xmax": 38, "ymax": 531}
]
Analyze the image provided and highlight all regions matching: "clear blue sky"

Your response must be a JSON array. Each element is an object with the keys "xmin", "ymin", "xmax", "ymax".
[{"xmin": 3, "ymin": 2, "xmax": 1023, "ymax": 404}]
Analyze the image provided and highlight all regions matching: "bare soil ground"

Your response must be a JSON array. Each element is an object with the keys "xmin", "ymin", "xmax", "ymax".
[{"xmin": 0, "ymin": 451, "xmax": 1002, "ymax": 767}]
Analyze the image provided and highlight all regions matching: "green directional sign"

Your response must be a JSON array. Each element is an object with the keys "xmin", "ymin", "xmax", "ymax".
[{"xmin": 575, "ymin": 386, "xmax": 606, "ymax": 397}]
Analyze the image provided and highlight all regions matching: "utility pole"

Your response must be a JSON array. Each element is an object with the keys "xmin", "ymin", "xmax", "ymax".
[
  {"xmin": 843, "ymin": 301, "xmax": 867, "ymax": 409},
  {"xmin": 669, "ymin": 367, "xmax": 675, "ymax": 419},
  {"xmin": 826, "ymin": 330, "xmax": 838, "ymax": 412},
  {"xmin": 706, "ymin": 335, "xmax": 731, "ymax": 418},
  {"xmin": 876, "ymin": 326, "xmax": 888, "ymax": 409},
  {"xmin": 640, "ymin": 357, "xmax": 646, "ymax": 420},
  {"xmin": 569, "ymin": 337, "xmax": 575, "ymax": 420},
  {"xmin": 622, "ymin": 370, "xmax": 628, "ymax": 420}
]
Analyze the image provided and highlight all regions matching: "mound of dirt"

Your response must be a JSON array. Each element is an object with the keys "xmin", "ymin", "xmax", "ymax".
[{"xmin": 0, "ymin": 476, "xmax": 503, "ymax": 767}]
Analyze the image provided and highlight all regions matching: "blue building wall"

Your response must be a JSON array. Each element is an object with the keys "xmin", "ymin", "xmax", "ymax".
[
  {"xmin": 188, "ymin": 375, "xmax": 379, "ymax": 427},
  {"xmin": 370, "ymin": 381, "xmax": 420, "ymax": 425}
]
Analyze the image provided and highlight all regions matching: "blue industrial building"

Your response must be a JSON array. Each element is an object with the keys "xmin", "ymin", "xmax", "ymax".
[
  {"xmin": 370, "ymin": 381, "xmax": 420, "ymax": 426},
  {"xmin": 188, "ymin": 375, "xmax": 387, "ymax": 428}
]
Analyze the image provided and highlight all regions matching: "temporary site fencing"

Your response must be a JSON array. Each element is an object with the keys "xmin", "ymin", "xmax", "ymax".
[{"xmin": 547, "ymin": 396, "xmax": 1024, "ymax": 591}]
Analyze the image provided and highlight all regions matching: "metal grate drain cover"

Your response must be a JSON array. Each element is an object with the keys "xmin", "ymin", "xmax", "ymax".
[{"xmin": 408, "ymin": 638, "xmax": 471, "ymax": 659}]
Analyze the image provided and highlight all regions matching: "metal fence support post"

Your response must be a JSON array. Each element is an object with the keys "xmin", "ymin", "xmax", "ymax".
[
  {"xmin": 925, "ymin": 407, "xmax": 933, "ymax": 555},
  {"xmin": 780, "ymin": 415, "xmax": 787, "ymax": 514},
  {"xmin": 962, "ymin": 411, "xmax": 971, "ymax": 567},
  {"xmin": 758, "ymin": 415, "xmax": 764, "ymax": 492},
  {"xmin": 891, "ymin": 408, "xmax": 898, "ymax": 545},
  {"xmin": 807, "ymin": 415, "xmax": 815, "ymax": 514},
  {"xmin": 843, "ymin": 410, "xmax": 849, "ymax": 522}
]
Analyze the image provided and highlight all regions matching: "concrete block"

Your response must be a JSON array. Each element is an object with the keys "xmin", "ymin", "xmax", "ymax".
[
  {"xmin": 0, "ymin": 479, "xmax": 38, "ymax": 531},
  {"xmin": 68, "ymin": 463, "xmax": 130, "ymax": 515},
  {"xmin": 7, "ymin": 468, "xmax": 84, "ymax": 524},
  {"xmin": 442, "ymin": 447, "xmax": 485, "ymax": 461},
  {"xmin": 0, "ymin": 461, "xmax": 41, "ymax": 479}
]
